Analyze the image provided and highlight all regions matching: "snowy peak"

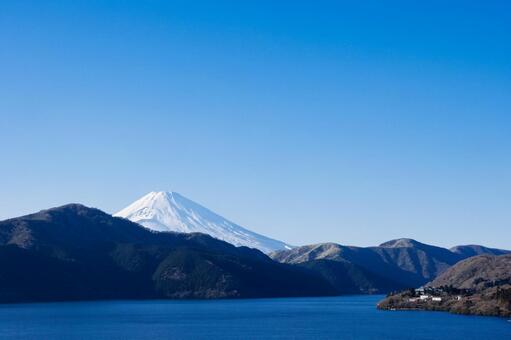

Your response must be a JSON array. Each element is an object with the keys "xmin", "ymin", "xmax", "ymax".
[
  {"xmin": 114, "ymin": 191, "xmax": 292, "ymax": 253},
  {"xmin": 115, "ymin": 191, "xmax": 197, "ymax": 233}
]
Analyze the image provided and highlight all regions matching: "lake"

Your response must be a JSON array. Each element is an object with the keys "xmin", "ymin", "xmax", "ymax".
[{"xmin": 0, "ymin": 296, "xmax": 509, "ymax": 339}]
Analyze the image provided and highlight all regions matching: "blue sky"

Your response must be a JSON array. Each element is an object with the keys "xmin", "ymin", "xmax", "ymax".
[{"xmin": 1, "ymin": 1, "xmax": 510, "ymax": 248}]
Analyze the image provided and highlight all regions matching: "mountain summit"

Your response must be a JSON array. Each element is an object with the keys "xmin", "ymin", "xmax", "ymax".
[
  {"xmin": 114, "ymin": 191, "xmax": 292, "ymax": 253},
  {"xmin": 379, "ymin": 238, "xmax": 422, "ymax": 248}
]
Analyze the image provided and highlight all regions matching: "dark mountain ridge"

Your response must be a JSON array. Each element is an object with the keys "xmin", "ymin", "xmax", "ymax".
[
  {"xmin": 1, "ymin": 205, "xmax": 507, "ymax": 301},
  {"xmin": 0, "ymin": 204, "xmax": 335, "ymax": 303}
]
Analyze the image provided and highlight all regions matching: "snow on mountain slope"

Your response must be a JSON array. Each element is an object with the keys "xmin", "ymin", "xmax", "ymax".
[{"xmin": 114, "ymin": 191, "xmax": 292, "ymax": 253}]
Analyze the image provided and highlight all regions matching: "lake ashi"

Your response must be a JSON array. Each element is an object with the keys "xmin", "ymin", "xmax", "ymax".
[{"xmin": 0, "ymin": 296, "xmax": 509, "ymax": 339}]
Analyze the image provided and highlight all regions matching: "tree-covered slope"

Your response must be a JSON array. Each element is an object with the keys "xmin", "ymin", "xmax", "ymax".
[{"xmin": 0, "ymin": 204, "xmax": 335, "ymax": 302}]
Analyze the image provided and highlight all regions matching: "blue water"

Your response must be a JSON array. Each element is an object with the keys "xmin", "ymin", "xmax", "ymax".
[{"xmin": 0, "ymin": 296, "xmax": 509, "ymax": 339}]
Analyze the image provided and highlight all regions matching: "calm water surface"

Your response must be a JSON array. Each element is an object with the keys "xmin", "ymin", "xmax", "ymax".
[{"xmin": 0, "ymin": 295, "xmax": 509, "ymax": 339}]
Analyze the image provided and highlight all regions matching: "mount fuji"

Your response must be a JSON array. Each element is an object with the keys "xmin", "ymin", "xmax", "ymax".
[{"xmin": 114, "ymin": 191, "xmax": 292, "ymax": 253}]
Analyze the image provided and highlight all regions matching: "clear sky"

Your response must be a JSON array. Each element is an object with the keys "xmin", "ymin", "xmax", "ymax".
[{"xmin": 1, "ymin": 1, "xmax": 510, "ymax": 249}]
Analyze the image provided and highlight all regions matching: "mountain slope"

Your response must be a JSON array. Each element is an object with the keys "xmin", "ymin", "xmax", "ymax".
[
  {"xmin": 449, "ymin": 245, "xmax": 510, "ymax": 258},
  {"xmin": 296, "ymin": 259, "xmax": 407, "ymax": 294},
  {"xmin": 375, "ymin": 238, "xmax": 463, "ymax": 281},
  {"xmin": 0, "ymin": 204, "xmax": 334, "ymax": 303},
  {"xmin": 271, "ymin": 239, "xmax": 509, "ymax": 292},
  {"xmin": 430, "ymin": 254, "xmax": 511, "ymax": 289},
  {"xmin": 115, "ymin": 191, "xmax": 291, "ymax": 253},
  {"xmin": 379, "ymin": 254, "xmax": 511, "ymax": 317}
]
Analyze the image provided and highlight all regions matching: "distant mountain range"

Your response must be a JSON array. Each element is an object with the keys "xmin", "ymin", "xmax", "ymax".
[
  {"xmin": 115, "ymin": 191, "xmax": 291, "ymax": 253},
  {"xmin": 270, "ymin": 239, "xmax": 510, "ymax": 294},
  {"xmin": 0, "ymin": 201, "xmax": 508, "ymax": 302},
  {"xmin": 0, "ymin": 204, "xmax": 333, "ymax": 303}
]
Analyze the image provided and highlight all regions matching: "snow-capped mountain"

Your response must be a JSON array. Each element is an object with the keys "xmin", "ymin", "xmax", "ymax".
[{"xmin": 114, "ymin": 191, "xmax": 292, "ymax": 253}]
